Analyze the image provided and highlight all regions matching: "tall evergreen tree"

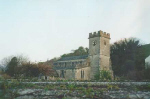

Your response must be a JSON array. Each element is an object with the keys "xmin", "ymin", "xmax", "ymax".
[
  {"xmin": 111, "ymin": 38, "xmax": 142, "ymax": 77},
  {"xmin": 5, "ymin": 57, "xmax": 18, "ymax": 77}
]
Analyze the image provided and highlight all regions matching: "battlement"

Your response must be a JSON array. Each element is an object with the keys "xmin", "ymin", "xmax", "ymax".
[{"xmin": 89, "ymin": 30, "xmax": 110, "ymax": 39}]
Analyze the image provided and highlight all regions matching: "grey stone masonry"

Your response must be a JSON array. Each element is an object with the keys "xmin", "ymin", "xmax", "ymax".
[{"xmin": 89, "ymin": 30, "xmax": 113, "ymax": 79}]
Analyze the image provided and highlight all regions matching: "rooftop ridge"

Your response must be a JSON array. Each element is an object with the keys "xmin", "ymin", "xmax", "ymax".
[
  {"xmin": 61, "ymin": 55, "xmax": 88, "ymax": 58},
  {"xmin": 57, "ymin": 55, "xmax": 88, "ymax": 61}
]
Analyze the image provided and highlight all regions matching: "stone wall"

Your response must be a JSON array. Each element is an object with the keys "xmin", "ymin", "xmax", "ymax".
[
  {"xmin": 89, "ymin": 36, "xmax": 100, "ymax": 79},
  {"xmin": 99, "ymin": 32, "xmax": 111, "ymax": 71},
  {"xmin": 56, "ymin": 66, "xmax": 90, "ymax": 80},
  {"xmin": 75, "ymin": 66, "xmax": 90, "ymax": 80},
  {"xmin": 56, "ymin": 69, "xmax": 75, "ymax": 80},
  {"xmin": 89, "ymin": 55, "xmax": 100, "ymax": 79},
  {"xmin": 65, "ymin": 69, "xmax": 76, "ymax": 79},
  {"xmin": 100, "ymin": 36, "xmax": 110, "ymax": 56},
  {"xmin": 100, "ymin": 55, "xmax": 110, "ymax": 70}
]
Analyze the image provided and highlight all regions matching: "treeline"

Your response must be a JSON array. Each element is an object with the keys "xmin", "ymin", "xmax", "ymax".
[
  {"xmin": 0, "ymin": 55, "xmax": 55, "ymax": 79},
  {"xmin": 0, "ymin": 37, "xmax": 150, "ymax": 81},
  {"xmin": 61, "ymin": 46, "xmax": 89, "ymax": 57}
]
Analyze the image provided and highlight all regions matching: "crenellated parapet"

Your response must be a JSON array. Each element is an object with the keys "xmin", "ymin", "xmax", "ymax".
[{"xmin": 89, "ymin": 30, "xmax": 110, "ymax": 39}]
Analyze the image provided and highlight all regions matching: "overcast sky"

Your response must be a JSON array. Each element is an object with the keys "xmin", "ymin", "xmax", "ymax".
[{"xmin": 0, "ymin": 0, "xmax": 150, "ymax": 62}]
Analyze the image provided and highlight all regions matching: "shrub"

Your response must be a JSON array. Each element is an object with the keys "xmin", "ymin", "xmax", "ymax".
[
  {"xmin": 67, "ymin": 84, "xmax": 76, "ymax": 90},
  {"xmin": 100, "ymin": 70, "xmax": 112, "ymax": 80},
  {"xmin": 94, "ymin": 73, "xmax": 100, "ymax": 80},
  {"xmin": 0, "ymin": 80, "xmax": 9, "ymax": 90},
  {"xmin": 144, "ymin": 68, "xmax": 150, "ymax": 80},
  {"xmin": 2, "ymin": 74, "xmax": 11, "ymax": 79}
]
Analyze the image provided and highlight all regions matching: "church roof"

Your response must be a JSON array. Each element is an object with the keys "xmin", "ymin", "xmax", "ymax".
[{"xmin": 57, "ymin": 55, "xmax": 88, "ymax": 61}]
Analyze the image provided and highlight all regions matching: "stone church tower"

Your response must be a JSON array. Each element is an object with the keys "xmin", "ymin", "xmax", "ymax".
[{"xmin": 89, "ymin": 30, "xmax": 112, "ymax": 79}]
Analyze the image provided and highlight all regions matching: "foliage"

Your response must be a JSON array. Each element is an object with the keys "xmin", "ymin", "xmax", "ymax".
[
  {"xmin": 0, "ymin": 55, "xmax": 28, "ymax": 67},
  {"xmin": 0, "ymin": 54, "xmax": 54, "ymax": 78},
  {"xmin": 125, "ymin": 64, "xmax": 150, "ymax": 81},
  {"xmin": 21, "ymin": 62, "xmax": 40, "ymax": 77},
  {"xmin": 1, "ymin": 55, "xmax": 28, "ymax": 78},
  {"xmin": 21, "ymin": 62, "xmax": 53, "ymax": 78},
  {"xmin": 61, "ymin": 46, "xmax": 88, "ymax": 57},
  {"xmin": 144, "ymin": 68, "xmax": 150, "ymax": 80},
  {"xmin": 107, "ymin": 84, "xmax": 119, "ymax": 90},
  {"xmin": 1, "ymin": 74, "xmax": 11, "ymax": 79},
  {"xmin": 5, "ymin": 57, "xmax": 18, "ymax": 77},
  {"xmin": 0, "ymin": 80, "xmax": 9, "ymax": 90},
  {"xmin": 126, "ymin": 70, "xmax": 144, "ymax": 81},
  {"xmin": 136, "ymin": 84, "xmax": 150, "ymax": 91},
  {"xmin": 110, "ymin": 38, "xmax": 144, "ymax": 77},
  {"xmin": 38, "ymin": 63, "xmax": 52, "ymax": 76},
  {"xmin": 67, "ymin": 84, "xmax": 76, "ymax": 90},
  {"xmin": 94, "ymin": 73, "xmax": 100, "ymax": 80},
  {"xmin": 100, "ymin": 70, "xmax": 112, "ymax": 80}
]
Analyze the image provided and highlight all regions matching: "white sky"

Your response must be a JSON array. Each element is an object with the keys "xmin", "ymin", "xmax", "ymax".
[{"xmin": 0, "ymin": 0, "xmax": 150, "ymax": 62}]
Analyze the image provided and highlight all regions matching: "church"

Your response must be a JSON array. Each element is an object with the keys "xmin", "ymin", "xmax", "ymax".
[{"xmin": 53, "ymin": 30, "xmax": 113, "ymax": 80}]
